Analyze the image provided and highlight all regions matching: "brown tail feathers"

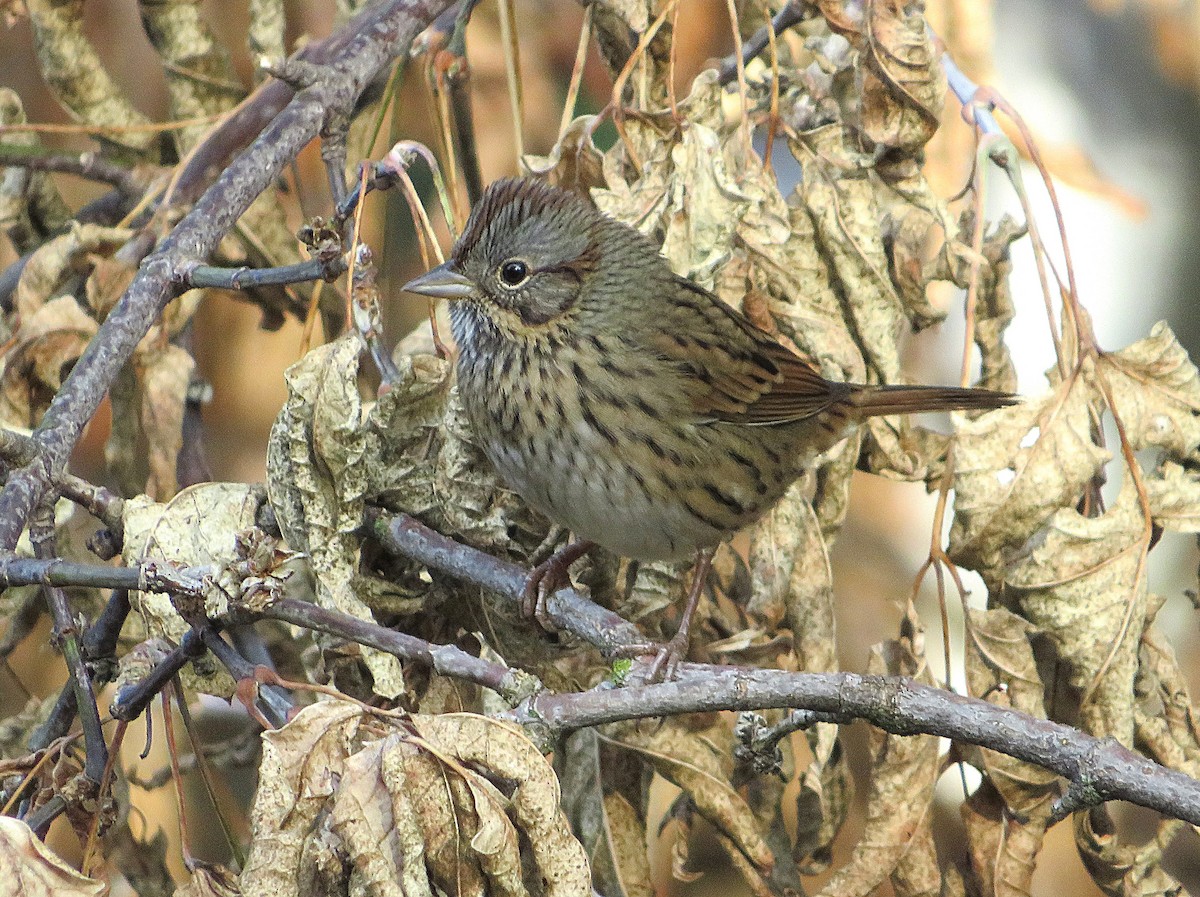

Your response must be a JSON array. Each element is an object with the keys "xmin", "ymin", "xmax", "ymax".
[{"xmin": 848, "ymin": 383, "xmax": 1017, "ymax": 418}]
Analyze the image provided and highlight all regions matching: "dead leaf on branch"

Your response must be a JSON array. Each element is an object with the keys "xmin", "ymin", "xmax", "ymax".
[
  {"xmin": 175, "ymin": 863, "xmax": 242, "ymax": 897},
  {"xmin": 0, "ymin": 295, "xmax": 97, "ymax": 428},
  {"xmin": 267, "ymin": 334, "xmax": 405, "ymax": 698},
  {"xmin": 521, "ymin": 114, "xmax": 606, "ymax": 196},
  {"xmin": 122, "ymin": 482, "xmax": 267, "ymax": 697},
  {"xmin": 948, "ymin": 364, "xmax": 1110, "ymax": 582},
  {"xmin": 605, "ymin": 715, "xmax": 775, "ymax": 891},
  {"xmin": 140, "ymin": 342, "xmax": 194, "ymax": 501},
  {"xmin": 12, "ymin": 222, "xmax": 132, "ymax": 321},
  {"xmin": 1100, "ymin": 321, "xmax": 1200, "ymax": 462},
  {"xmin": 746, "ymin": 480, "xmax": 853, "ymax": 871},
  {"xmin": 1007, "ymin": 483, "xmax": 1149, "ymax": 745},
  {"xmin": 1135, "ymin": 625, "xmax": 1200, "ymax": 781},
  {"xmin": 557, "ymin": 728, "xmax": 655, "ymax": 897},
  {"xmin": 1075, "ymin": 809, "xmax": 1184, "ymax": 897},
  {"xmin": 815, "ymin": 610, "xmax": 939, "ymax": 897},
  {"xmin": 961, "ymin": 608, "xmax": 1057, "ymax": 897},
  {"xmin": 862, "ymin": 0, "xmax": 946, "ymax": 151},
  {"xmin": 0, "ymin": 817, "xmax": 106, "ymax": 896},
  {"xmin": 240, "ymin": 703, "xmax": 591, "ymax": 897}
]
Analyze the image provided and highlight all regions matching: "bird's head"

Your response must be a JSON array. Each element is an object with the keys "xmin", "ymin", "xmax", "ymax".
[{"xmin": 402, "ymin": 177, "xmax": 661, "ymax": 342}]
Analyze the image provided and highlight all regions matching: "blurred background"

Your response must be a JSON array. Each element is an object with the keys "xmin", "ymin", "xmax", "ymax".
[{"xmin": 1, "ymin": 0, "xmax": 1198, "ymax": 893}]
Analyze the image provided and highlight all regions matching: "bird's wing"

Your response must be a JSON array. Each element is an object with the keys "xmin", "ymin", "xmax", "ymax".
[{"xmin": 651, "ymin": 278, "xmax": 849, "ymax": 425}]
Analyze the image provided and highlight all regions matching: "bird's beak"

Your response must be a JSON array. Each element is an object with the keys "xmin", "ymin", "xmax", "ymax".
[{"xmin": 402, "ymin": 261, "xmax": 474, "ymax": 300}]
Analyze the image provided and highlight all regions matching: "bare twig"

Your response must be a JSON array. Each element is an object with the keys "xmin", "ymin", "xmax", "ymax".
[
  {"xmin": 0, "ymin": 144, "xmax": 149, "ymax": 196},
  {"xmin": 259, "ymin": 597, "xmax": 536, "ymax": 701},
  {"xmin": 29, "ymin": 506, "xmax": 108, "ymax": 785},
  {"xmin": 180, "ymin": 255, "xmax": 349, "ymax": 290}
]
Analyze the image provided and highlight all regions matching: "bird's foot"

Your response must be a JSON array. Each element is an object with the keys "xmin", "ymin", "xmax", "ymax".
[
  {"xmin": 520, "ymin": 540, "xmax": 596, "ymax": 630},
  {"xmin": 646, "ymin": 632, "xmax": 690, "ymax": 682},
  {"xmin": 642, "ymin": 547, "xmax": 717, "ymax": 682}
]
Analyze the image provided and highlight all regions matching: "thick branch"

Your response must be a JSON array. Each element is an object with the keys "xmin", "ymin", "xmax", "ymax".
[
  {"xmin": 370, "ymin": 510, "xmax": 1200, "ymax": 828},
  {"xmin": 368, "ymin": 509, "xmax": 655, "ymax": 656},
  {"xmin": 523, "ymin": 667, "xmax": 1200, "ymax": 828}
]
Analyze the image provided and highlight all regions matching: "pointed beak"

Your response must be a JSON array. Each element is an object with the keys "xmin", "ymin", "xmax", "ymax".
[{"xmin": 402, "ymin": 261, "xmax": 474, "ymax": 300}]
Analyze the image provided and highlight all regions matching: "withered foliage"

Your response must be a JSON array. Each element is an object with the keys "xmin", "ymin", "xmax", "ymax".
[{"xmin": 1, "ymin": 0, "xmax": 1199, "ymax": 895}]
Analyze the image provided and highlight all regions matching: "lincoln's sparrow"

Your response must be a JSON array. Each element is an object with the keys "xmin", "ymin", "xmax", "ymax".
[{"xmin": 404, "ymin": 177, "xmax": 1014, "ymax": 673}]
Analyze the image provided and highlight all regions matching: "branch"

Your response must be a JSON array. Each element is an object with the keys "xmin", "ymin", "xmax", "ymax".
[
  {"xmin": 520, "ymin": 667, "xmax": 1200, "ymax": 828},
  {"xmin": 180, "ymin": 255, "xmax": 349, "ymax": 290},
  {"xmin": 0, "ymin": 143, "xmax": 149, "ymax": 196},
  {"xmin": 369, "ymin": 509, "xmax": 1200, "ymax": 828},
  {"xmin": 367, "ymin": 509, "xmax": 655, "ymax": 656},
  {"xmin": 28, "ymin": 506, "xmax": 108, "ymax": 785},
  {"xmin": 0, "ymin": 554, "xmax": 207, "ymax": 598},
  {"xmin": 258, "ymin": 597, "xmax": 536, "ymax": 701},
  {"xmin": 717, "ymin": 1, "xmax": 809, "ymax": 86}
]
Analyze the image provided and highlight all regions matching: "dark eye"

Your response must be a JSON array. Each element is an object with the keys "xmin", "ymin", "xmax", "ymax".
[{"xmin": 499, "ymin": 260, "xmax": 529, "ymax": 287}]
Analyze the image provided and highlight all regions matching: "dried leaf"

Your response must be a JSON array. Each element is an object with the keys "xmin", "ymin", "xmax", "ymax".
[
  {"xmin": 0, "ymin": 295, "xmax": 98, "ymax": 428},
  {"xmin": 1008, "ymin": 484, "xmax": 1149, "ymax": 743},
  {"xmin": 140, "ymin": 342, "xmax": 194, "ymax": 500},
  {"xmin": 175, "ymin": 863, "xmax": 242, "ymax": 897},
  {"xmin": 411, "ymin": 713, "xmax": 592, "ymax": 896},
  {"xmin": 0, "ymin": 816, "xmax": 106, "ymax": 895},
  {"xmin": 815, "ymin": 613, "xmax": 938, "ymax": 897},
  {"xmin": 389, "ymin": 739, "xmax": 489, "ymax": 897},
  {"xmin": 558, "ymin": 729, "xmax": 654, "ymax": 897},
  {"xmin": 794, "ymin": 719, "xmax": 852, "ymax": 874},
  {"xmin": 241, "ymin": 701, "xmax": 377, "ymax": 895},
  {"xmin": 521, "ymin": 115, "xmax": 605, "ymax": 195},
  {"xmin": 331, "ymin": 736, "xmax": 432, "ymax": 897},
  {"xmin": 949, "ymin": 366, "xmax": 1109, "ymax": 581},
  {"xmin": 962, "ymin": 608, "xmax": 1056, "ymax": 896},
  {"xmin": 1135, "ymin": 625, "xmax": 1200, "ymax": 779},
  {"xmin": 747, "ymin": 480, "xmax": 833, "ymax": 638},
  {"xmin": 745, "ymin": 481, "xmax": 851, "ymax": 871},
  {"xmin": 1075, "ymin": 810, "xmax": 1184, "ymax": 897},
  {"xmin": 14, "ymin": 222, "xmax": 132, "ymax": 320},
  {"xmin": 1100, "ymin": 321, "xmax": 1200, "ymax": 462},
  {"xmin": 1144, "ymin": 461, "xmax": 1200, "ymax": 532},
  {"xmin": 861, "ymin": 0, "xmax": 945, "ymax": 151},
  {"xmin": 607, "ymin": 717, "xmax": 775, "ymax": 884},
  {"xmin": 266, "ymin": 334, "xmax": 403, "ymax": 698},
  {"xmin": 122, "ymin": 483, "xmax": 265, "ymax": 696},
  {"xmin": 793, "ymin": 125, "xmax": 904, "ymax": 384}
]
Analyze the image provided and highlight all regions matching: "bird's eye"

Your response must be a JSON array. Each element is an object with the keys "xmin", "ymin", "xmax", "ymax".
[{"xmin": 499, "ymin": 260, "xmax": 529, "ymax": 287}]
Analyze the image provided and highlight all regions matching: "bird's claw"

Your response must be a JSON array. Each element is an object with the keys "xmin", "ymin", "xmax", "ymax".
[
  {"xmin": 646, "ymin": 634, "xmax": 689, "ymax": 682},
  {"xmin": 520, "ymin": 559, "xmax": 572, "ymax": 631},
  {"xmin": 519, "ymin": 540, "xmax": 596, "ymax": 632}
]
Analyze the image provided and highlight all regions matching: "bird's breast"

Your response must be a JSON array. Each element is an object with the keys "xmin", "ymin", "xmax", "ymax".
[{"xmin": 453, "ymin": 332, "xmax": 802, "ymax": 561}]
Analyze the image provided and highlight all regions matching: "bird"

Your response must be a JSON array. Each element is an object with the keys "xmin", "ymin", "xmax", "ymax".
[{"xmin": 403, "ymin": 176, "xmax": 1014, "ymax": 676}]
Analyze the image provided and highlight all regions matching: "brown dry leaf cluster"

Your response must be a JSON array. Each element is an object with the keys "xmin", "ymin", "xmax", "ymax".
[
  {"xmin": 0, "ymin": 0, "xmax": 1199, "ymax": 895},
  {"xmin": 239, "ymin": 702, "xmax": 589, "ymax": 896}
]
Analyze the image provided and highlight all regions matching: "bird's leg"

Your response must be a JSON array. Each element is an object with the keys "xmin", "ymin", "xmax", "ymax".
[
  {"xmin": 648, "ymin": 547, "xmax": 715, "ymax": 681},
  {"xmin": 522, "ymin": 539, "xmax": 597, "ymax": 628}
]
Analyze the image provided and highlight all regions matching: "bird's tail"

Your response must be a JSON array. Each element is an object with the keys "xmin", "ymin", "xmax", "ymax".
[{"xmin": 848, "ymin": 383, "xmax": 1017, "ymax": 418}]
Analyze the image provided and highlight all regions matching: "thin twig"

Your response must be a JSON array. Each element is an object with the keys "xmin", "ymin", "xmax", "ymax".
[{"xmin": 29, "ymin": 506, "xmax": 108, "ymax": 784}]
